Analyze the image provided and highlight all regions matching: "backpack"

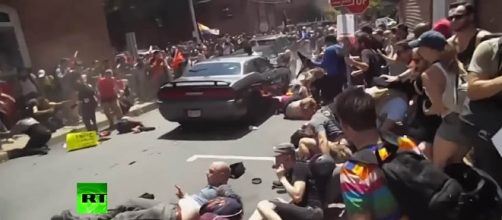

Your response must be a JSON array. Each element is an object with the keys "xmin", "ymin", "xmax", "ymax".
[{"xmin": 349, "ymin": 131, "xmax": 502, "ymax": 220}]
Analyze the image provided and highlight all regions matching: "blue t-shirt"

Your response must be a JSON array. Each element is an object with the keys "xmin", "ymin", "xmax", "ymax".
[{"xmin": 313, "ymin": 44, "xmax": 347, "ymax": 78}]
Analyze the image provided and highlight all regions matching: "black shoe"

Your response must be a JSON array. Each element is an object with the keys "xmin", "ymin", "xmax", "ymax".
[
  {"xmin": 33, "ymin": 146, "xmax": 50, "ymax": 155},
  {"xmin": 272, "ymin": 180, "xmax": 283, "ymax": 187},
  {"xmin": 272, "ymin": 180, "xmax": 284, "ymax": 189},
  {"xmin": 139, "ymin": 192, "xmax": 155, "ymax": 200}
]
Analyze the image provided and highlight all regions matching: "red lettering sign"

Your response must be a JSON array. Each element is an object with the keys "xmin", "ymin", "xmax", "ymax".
[
  {"xmin": 331, "ymin": 0, "xmax": 354, "ymax": 7},
  {"xmin": 346, "ymin": 0, "xmax": 369, "ymax": 14}
]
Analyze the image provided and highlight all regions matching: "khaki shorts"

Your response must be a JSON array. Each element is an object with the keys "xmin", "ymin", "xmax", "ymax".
[
  {"xmin": 437, "ymin": 113, "xmax": 469, "ymax": 147},
  {"xmin": 101, "ymin": 100, "xmax": 123, "ymax": 118}
]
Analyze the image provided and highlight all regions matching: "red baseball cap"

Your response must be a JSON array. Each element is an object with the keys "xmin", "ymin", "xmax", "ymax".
[{"xmin": 433, "ymin": 19, "xmax": 452, "ymax": 39}]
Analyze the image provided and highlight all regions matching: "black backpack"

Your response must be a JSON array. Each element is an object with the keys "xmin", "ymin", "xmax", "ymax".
[{"xmin": 350, "ymin": 132, "xmax": 502, "ymax": 220}]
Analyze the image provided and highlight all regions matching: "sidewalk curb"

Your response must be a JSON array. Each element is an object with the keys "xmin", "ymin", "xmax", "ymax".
[{"xmin": 0, "ymin": 102, "xmax": 158, "ymax": 164}]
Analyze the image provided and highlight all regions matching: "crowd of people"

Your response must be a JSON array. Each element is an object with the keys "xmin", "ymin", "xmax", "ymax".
[
  {"xmin": 271, "ymin": 1, "xmax": 502, "ymax": 220},
  {"xmin": 49, "ymin": 1, "xmax": 502, "ymax": 219}
]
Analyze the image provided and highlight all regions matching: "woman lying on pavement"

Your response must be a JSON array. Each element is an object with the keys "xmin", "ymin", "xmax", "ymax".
[
  {"xmin": 115, "ymin": 116, "xmax": 156, "ymax": 134},
  {"xmin": 0, "ymin": 103, "xmax": 52, "ymax": 159}
]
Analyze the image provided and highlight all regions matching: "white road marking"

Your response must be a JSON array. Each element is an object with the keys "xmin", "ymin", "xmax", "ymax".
[{"xmin": 186, "ymin": 154, "xmax": 274, "ymax": 162}]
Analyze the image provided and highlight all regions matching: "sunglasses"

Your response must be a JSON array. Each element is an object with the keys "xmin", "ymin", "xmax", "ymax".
[{"xmin": 448, "ymin": 14, "xmax": 466, "ymax": 21}]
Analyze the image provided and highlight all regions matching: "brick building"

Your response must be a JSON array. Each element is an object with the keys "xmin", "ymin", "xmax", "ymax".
[
  {"xmin": 399, "ymin": 0, "xmax": 502, "ymax": 33},
  {"xmin": 107, "ymin": 0, "xmax": 322, "ymax": 51},
  {"xmin": 195, "ymin": 0, "xmax": 316, "ymax": 35},
  {"xmin": 0, "ymin": 0, "xmax": 113, "ymax": 76}
]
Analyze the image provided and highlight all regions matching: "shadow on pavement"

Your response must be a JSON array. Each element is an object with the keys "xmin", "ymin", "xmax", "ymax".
[{"xmin": 158, "ymin": 97, "xmax": 278, "ymax": 141}]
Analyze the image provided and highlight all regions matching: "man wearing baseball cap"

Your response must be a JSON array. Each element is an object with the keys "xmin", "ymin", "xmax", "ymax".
[
  {"xmin": 408, "ymin": 30, "xmax": 448, "ymax": 51},
  {"xmin": 249, "ymin": 143, "xmax": 324, "ymax": 220},
  {"xmin": 409, "ymin": 30, "xmax": 472, "ymax": 170}
]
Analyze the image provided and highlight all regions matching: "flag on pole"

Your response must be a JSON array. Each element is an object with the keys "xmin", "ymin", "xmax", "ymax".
[
  {"xmin": 197, "ymin": 23, "xmax": 220, "ymax": 36},
  {"xmin": 70, "ymin": 50, "xmax": 79, "ymax": 68}
]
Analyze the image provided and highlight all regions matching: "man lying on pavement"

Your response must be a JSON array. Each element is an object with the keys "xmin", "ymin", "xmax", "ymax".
[
  {"xmin": 51, "ymin": 195, "xmax": 200, "ymax": 220},
  {"xmin": 51, "ymin": 161, "xmax": 237, "ymax": 220},
  {"xmin": 175, "ymin": 161, "xmax": 238, "ymax": 207}
]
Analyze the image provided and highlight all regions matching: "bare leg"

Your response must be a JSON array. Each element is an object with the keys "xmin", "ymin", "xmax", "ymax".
[
  {"xmin": 298, "ymin": 137, "xmax": 317, "ymax": 160},
  {"xmin": 256, "ymin": 200, "xmax": 282, "ymax": 220},
  {"xmin": 248, "ymin": 209, "xmax": 264, "ymax": 220},
  {"xmin": 102, "ymin": 102, "xmax": 114, "ymax": 129},
  {"xmin": 432, "ymin": 135, "xmax": 468, "ymax": 169}
]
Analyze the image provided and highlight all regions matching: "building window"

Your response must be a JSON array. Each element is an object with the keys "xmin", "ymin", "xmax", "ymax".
[
  {"xmin": 0, "ymin": 12, "xmax": 10, "ymax": 22},
  {"xmin": 0, "ymin": 5, "xmax": 32, "ymax": 72}
]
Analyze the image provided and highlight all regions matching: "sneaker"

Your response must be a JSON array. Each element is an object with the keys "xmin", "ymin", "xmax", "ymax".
[
  {"xmin": 272, "ymin": 180, "xmax": 284, "ymax": 189},
  {"xmin": 138, "ymin": 192, "xmax": 155, "ymax": 200}
]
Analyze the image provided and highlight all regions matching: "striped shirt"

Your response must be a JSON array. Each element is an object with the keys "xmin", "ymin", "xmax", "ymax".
[{"xmin": 340, "ymin": 145, "xmax": 404, "ymax": 220}]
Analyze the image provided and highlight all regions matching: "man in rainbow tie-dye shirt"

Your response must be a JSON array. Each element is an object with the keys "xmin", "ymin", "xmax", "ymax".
[{"xmin": 334, "ymin": 88, "xmax": 406, "ymax": 220}]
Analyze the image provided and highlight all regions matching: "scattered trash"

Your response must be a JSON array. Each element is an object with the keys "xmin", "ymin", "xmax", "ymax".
[
  {"xmin": 248, "ymin": 126, "xmax": 258, "ymax": 131},
  {"xmin": 66, "ymin": 131, "xmax": 99, "ymax": 152},
  {"xmin": 230, "ymin": 162, "xmax": 246, "ymax": 179},
  {"xmin": 252, "ymin": 178, "xmax": 262, "ymax": 184},
  {"xmin": 128, "ymin": 161, "xmax": 136, "ymax": 165},
  {"xmin": 139, "ymin": 193, "xmax": 155, "ymax": 200}
]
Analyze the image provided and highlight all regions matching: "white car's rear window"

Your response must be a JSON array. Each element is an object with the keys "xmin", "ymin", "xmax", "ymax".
[{"xmin": 186, "ymin": 62, "xmax": 241, "ymax": 76}]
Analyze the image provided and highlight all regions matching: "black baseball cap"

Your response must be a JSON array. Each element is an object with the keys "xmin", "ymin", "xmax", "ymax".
[
  {"xmin": 409, "ymin": 30, "xmax": 447, "ymax": 51},
  {"xmin": 273, "ymin": 143, "xmax": 296, "ymax": 156}
]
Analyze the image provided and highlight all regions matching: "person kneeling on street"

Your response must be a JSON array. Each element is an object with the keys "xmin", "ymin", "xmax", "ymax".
[
  {"xmin": 116, "ymin": 116, "xmax": 155, "ymax": 134},
  {"xmin": 249, "ymin": 143, "xmax": 324, "ymax": 220},
  {"xmin": 297, "ymin": 104, "xmax": 352, "ymax": 161},
  {"xmin": 0, "ymin": 104, "xmax": 52, "ymax": 159}
]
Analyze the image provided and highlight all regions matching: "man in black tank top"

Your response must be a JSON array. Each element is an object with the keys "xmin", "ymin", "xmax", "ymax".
[{"xmin": 447, "ymin": 2, "xmax": 491, "ymax": 69}]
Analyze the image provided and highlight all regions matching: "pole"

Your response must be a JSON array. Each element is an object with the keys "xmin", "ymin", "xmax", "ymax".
[
  {"xmin": 188, "ymin": 0, "xmax": 201, "ymax": 44},
  {"xmin": 340, "ymin": 7, "xmax": 353, "ymax": 89}
]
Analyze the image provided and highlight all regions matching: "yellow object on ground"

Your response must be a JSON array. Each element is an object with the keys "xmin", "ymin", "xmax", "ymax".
[{"xmin": 66, "ymin": 131, "xmax": 99, "ymax": 152}]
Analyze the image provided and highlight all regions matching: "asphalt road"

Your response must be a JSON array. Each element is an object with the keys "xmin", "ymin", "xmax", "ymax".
[{"xmin": 0, "ymin": 106, "xmax": 304, "ymax": 220}]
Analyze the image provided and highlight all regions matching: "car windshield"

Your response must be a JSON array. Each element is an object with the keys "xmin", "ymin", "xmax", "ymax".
[
  {"xmin": 255, "ymin": 39, "xmax": 275, "ymax": 46},
  {"xmin": 186, "ymin": 62, "xmax": 242, "ymax": 76},
  {"xmin": 252, "ymin": 46, "xmax": 276, "ymax": 57}
]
